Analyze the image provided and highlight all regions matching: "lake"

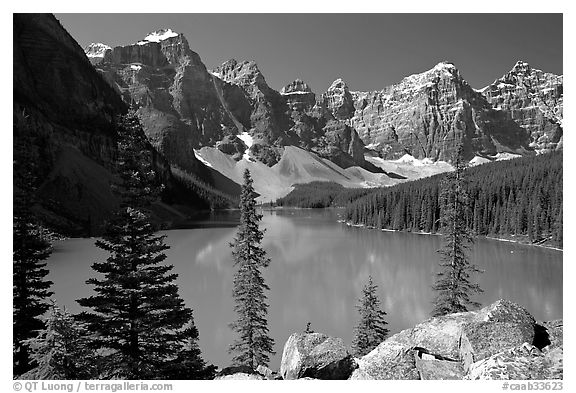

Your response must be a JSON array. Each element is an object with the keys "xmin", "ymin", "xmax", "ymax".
[{"xmin": 46, "ymin": 208, "xmax": 563, "ymax": 370}]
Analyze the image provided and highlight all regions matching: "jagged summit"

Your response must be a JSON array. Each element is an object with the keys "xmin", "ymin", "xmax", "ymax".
[
  {"xmin": 137, "ymin": 28, "xmax": 180, "ymax": 45},
  {"xmin": 328, "ymin": 78, "xmax": 348, "ymax": 90},
  {"xmin": 84, "ymin": 42, "xmax": 112, "ymax": 64},
  {"xmin": 280, "ymin": 79, "xmax": 313, "ymax": 95},
  {"xmin": 85, "ymin": 42, "xmax": 111, "ymax": 57},
  {"xmin": 511, "ymin": 60, "xmax": 531, "ymax": 73}
]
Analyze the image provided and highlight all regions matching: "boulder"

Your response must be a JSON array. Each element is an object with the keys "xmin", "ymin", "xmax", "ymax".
[
  {"xmin": 460, "ymin": 321, "xmax": 535, "ymax": 372},
  {"xmin": 280, "ymin": 333, "xmax": 356, "ymax": 380},
  {"xmin": 396, "ymin": 311, "xmax": 476, "ymax": 360},
  {"xmin": 350, "ymin": 341, "xmax": 419, "ymax": 380},
  {"xmin": 465, "ymin": 343, "xmax": 562, "ymax": 380},
  {"xmin": 414, "ymin": 352, "xmax": 465, "ymax": 380},
  {"xmin": 474, "ymin": 299, "xmax": 536, "ymax": 326},
  {"xmin": 255, "ymin": 365, "xmax": 274, "ymax": 380}
]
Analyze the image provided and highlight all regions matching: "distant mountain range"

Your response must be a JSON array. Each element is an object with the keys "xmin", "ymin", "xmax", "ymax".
[{"xmin": 12, "ymin": 15, "xmax": 563, "ymax": 232}]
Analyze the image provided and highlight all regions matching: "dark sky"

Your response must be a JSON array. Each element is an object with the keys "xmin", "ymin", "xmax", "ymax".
[{"xmin": 55, "ymin": 13, "xmax": 563, "ymax": 92}]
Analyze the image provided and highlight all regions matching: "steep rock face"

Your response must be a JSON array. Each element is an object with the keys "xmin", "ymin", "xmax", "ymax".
[
  {"xmin": 14, "ymin": 14, "xmax": 126, "ymax": 234},
  {"xmin": 95, "ymin": 32, "xmax": 252, "ymax": 174},
  {"xmin": 212, "ymin": 61, "xmax": 372, "ymax": 169},
  {"xmin": 330, "ymin": 62, "xmax": 532, "ymax": 161},
  {"xmin": 322, "ymin": 78, "xmax": 355, "ymax": 120},
  {"xmin": 481, "ymin": 61, "xmax": 563, "ymax": 152},
  {"xmin": 14, "ymin": 14, "xmax": 224, "ymax": 235},
  {"xmin": 213, "ymin": 59, "xmax": 293, "ymax": 164},
  {"xmin": 281, "ymin": 79, "xmax": 316, "ymax": 111}
]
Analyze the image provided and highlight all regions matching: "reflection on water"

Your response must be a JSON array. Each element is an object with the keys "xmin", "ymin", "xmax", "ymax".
[{"xmin": 46, "ymin": 208, "xmax": 562, "ymax": 370}]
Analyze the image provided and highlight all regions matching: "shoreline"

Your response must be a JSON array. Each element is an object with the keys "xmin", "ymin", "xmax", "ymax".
[{"xmin": 341, "ymin": 221, "xmax": 563, "ymax": 252}]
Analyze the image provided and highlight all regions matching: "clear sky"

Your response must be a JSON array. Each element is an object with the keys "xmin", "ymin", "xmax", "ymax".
[{"xmin": 56, "ymin": 13, "xmax": 562, "ymax": 93}]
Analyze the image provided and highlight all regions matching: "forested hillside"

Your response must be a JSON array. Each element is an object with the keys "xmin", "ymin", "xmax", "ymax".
[
  {"xmin": 345, "ymin": 152, "xmax": 563, "ymax": 247},
  {"xmin": 275, "ymin": 182, "xmax": 373, "ymax": 208}
]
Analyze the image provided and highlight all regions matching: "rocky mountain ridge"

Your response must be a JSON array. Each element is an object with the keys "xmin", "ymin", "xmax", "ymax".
[
  {"xmin": 328, "ymin": 61, "xmax": 547, "ymax": 160},
  {"xmin": 481, "ymin": 61, "xmax": 563, "ymax": 151},
  {"xmin": 13, "ymin": 14, "xmax": 239, "ymax": 235},
  {"xmin": 87, "ymin": 28, "xmax": 562, "ymax": 179}
]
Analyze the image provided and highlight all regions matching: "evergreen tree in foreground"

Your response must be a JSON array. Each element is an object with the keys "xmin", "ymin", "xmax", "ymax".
[
  {"xmin": 13, "ymin": 126, "xmax": 54, "ymax": 377},
  {"xmin": 351, "ymin": 275, "xmax": 389, "ymax": 357},
  {"xmin": 431, "ymin": 145, "xmax": 483, "ymax": 317},
  {"xmin": 22, "ymin": 304, "xmax": 97, "ymax": 379},
  {"xmin": 229, "ymin": 169, "xmax": 275, "ymax": 369},
  {"xmin": 77, "ymin": 111, "xmax": 212, "ymax": 379}
]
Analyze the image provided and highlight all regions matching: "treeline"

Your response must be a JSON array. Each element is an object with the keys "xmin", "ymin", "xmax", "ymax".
[
  {"xmin": 170, "ymin": 165, "xmax": 239, "ymax": 210},
  {"xmin": 275, "ymin": 181, "xmax": 373, "ymax": 208},
  {"xmin": 345, "ymin": 151, "xmax": 563, "ymax": 247}
]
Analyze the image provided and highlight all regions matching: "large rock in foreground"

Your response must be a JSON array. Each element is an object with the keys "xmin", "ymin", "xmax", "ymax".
[
  {"xmin": 349, "ymin": 299, "xmax": 561, "ymax": 380},
  {"xmin": 465, "ymin": 343, "xmax": 563, "ymax": 380},
  {"xmin": 350, "ymin": 341, "xmax": 419, "ymax": 380},
  {"xmin": 280, "ymin": 333, "xmax": 356, "ymax": 380}
]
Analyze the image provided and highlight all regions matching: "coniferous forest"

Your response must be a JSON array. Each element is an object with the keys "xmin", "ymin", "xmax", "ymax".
[{"xmin": 344, "ymin": 152, "xmax": 563, "ymax": 248}]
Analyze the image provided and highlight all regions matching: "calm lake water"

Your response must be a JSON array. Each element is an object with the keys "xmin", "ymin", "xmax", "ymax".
[{"xmin": 46, "ymin": 208, "xmax": 563, "ymax": 370}]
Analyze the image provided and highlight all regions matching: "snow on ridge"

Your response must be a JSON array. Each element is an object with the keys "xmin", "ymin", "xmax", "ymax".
[
  {"xmin": 237, "ymin": 132, "xmax": 254, "ymax": 162},
  {"xmin": 144, "ymin": 29, "xmax": 179, "ymax": 42},
  {"xmin": 85, "ymin": 43, "xmax": 111, "ymax": 58},
  {"xmin": 194, "ymin": 150, "xmax": 213, "ymax": 168},
  {"xmin": 135, "ymin": 29, "xmax": 180, "ymax": 45},
  {"xmin": 280, "ymin": 91, "xmax": 313, "ymax": 95}
]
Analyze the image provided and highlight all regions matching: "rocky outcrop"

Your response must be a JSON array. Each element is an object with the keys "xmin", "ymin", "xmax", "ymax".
[
  {"xmin": 322, "ymin": 78, "xmax": 355, "ymax": 120},
  {"xmin": 280, "ymin": 333, "xmax": 357, "ymax": 380},
  {"xmin": 350, "ymin": 340, "xmax": 420, "ymax": 380},
  {"xmin": 465, "ymin": 343, "xmax": 562, "ymax": 380},
  {"xmin": 84, "ymin": 42, "xmax": 111, "ymax": 65},
  {"xmin": 327, "ymin": 62, "xmax": 533, "ymax": 161},
  {"xmin": 281, "ymin": 79, "xmax": 316, "ymax": 111},
  {"xmin": 348, "ymin": 299, "xmax": 561, "ymax": 380},
  {"xmin": 481, "ymin": 61, "xmax": 563, "ymax": 152}
]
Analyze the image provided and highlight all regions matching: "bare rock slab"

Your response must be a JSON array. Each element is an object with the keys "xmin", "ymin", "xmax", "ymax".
[{"xmin": 280, "ymin": 332, "xmax": 356, "ymax": 380}]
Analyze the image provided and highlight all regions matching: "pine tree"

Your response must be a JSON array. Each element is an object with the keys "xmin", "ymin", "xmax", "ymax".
[
  {"xmin": 13, "ymin": 126, "xmax": 54, "ymax": 377},
  {"xmin": 432, "ymin": 145, "xmax": 483, "ymax": 317},
  {"xmin": 351, "ymin": 275, "xmax": 389, "ymax": 357},
  {"xmin": 21, "ymin": 304, "xmax": 97, "ymax": 379},
  {"xmin": 77, "ymin": 111, "xmax": 211, "ymax": 379},
  {"xmin": 229, "ymin": 169, "xmax": 275, "ymax": 369}
]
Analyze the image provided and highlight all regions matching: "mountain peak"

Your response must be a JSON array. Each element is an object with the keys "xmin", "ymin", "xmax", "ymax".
[
  {"xmin": 433, "ymin": 61, "xmax": 456, "ymax": 71},
  {"xmin": 511, "ymin": 60, "xmax": 531, "ymax": 74},
  {"xmin": 328, "ymin": 78, "xmax": 348, "ymax": 91},
  {"xmin": 84, "ymin": 42, "xmax": 111, "ymax": 58},
  {"xmin": 281, "ymin": 79, "xmax": 313, "ymax": 95},
  {"xmin": 136, "ymin": 28, "xmax": 180, "ymax": 45}
]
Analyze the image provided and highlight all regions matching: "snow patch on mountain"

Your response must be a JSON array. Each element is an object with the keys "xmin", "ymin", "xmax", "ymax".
[
  {"xmin": 136, "ymin": 29, "xmax": 179, "ymax": 45},
  {"xmin": 469, "ymin": 156, "xmax": 491, "ymax": 167},
  {"xmin": 194, "ymin": 150, "xmax": 214, "ymax": 168},
  {"xmin": 394, "ymin": 154, "xmax": 436, "ymax": 167},
  {"xmin": 237, "ymin": 132, "xmax": 254, "ymax": 161}
]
